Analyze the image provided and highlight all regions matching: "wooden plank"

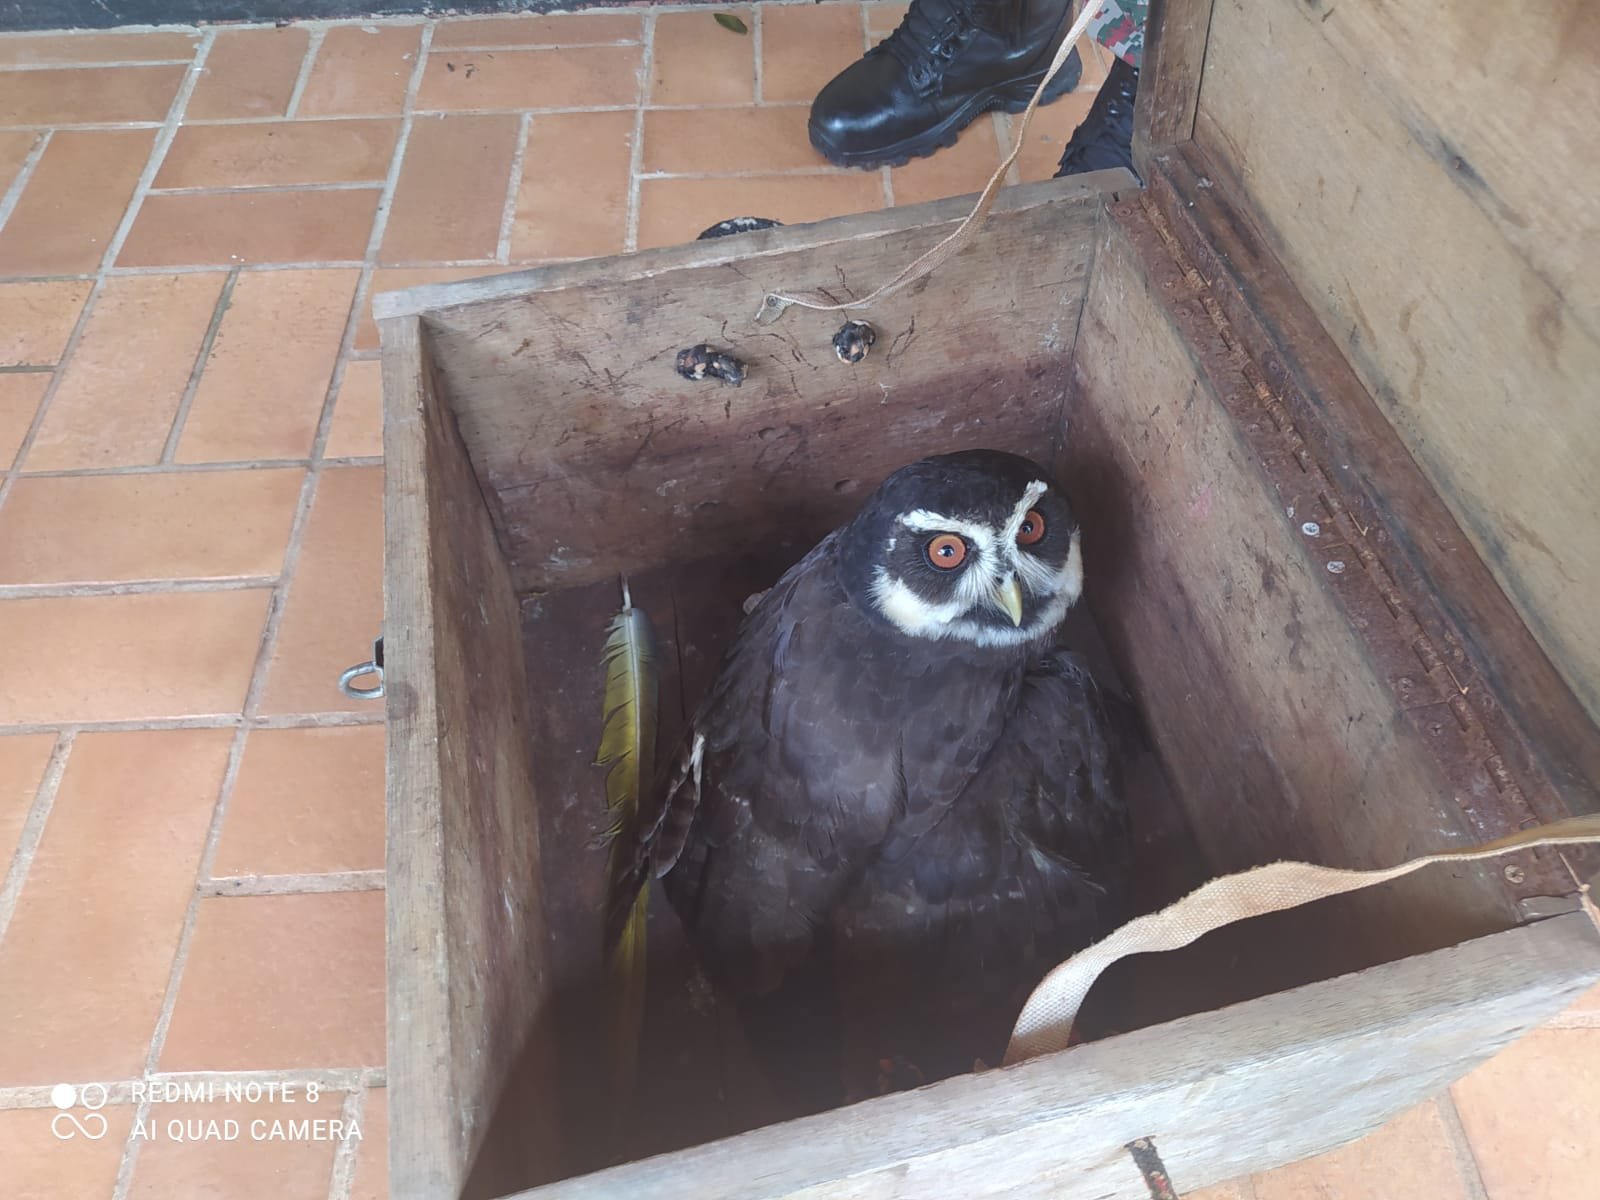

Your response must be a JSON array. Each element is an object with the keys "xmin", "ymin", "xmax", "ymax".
[
  {"xmin": 1140, "ymin": 146, "xmax": 1600, "ymax": 892},
  {"xmin": 372, "ymin": 174, "xmax": 1136, "ymax": 594},
  {"xmin": 1064, "ymin": 205, "xmax": 1523, "ymax": 978},
  {"xmin": 500, "ymin": 913, "xmax": 1600, "ymax": 1200},
  {"xmin": 1193, "ymin": 0, "xmax": 1600, "ymax": 726},
  {"xmin": 381, "ymin": 316, "xmax": 562, "ymax": 1200},
  {"xmin": 1131, "ymin": 0, "xmax": 1216, "ymax": 174},
  {"xmin": 1296, "ymin": 0, "xmax": 1600, "ymax": 337}
]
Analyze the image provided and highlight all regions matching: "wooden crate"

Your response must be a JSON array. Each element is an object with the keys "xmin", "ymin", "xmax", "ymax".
[{"xmin": 374, "ymin": 2, "xmax": 1600, "ymax": 1196}]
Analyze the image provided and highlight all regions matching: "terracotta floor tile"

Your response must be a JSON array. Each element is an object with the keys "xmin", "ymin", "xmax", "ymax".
[
  {"xmin": 0, "ymin": 64, "xmax": 185, "ymax": 125},
  {"xmin": 1251, "ymin": 1100, "xmax": 1474, "ymax": 1200},
  {"xmin": 1562, "ymin": 980, "xmax": 1600, "ymax": 1023},
  {"xmin": 1075, "ymin": 32, "xmax": 1107, "ymax": 88},
  {"xmin": 349, "ymin": 1088, "xmax": 388, "ymax": 1200},
  {"xmin": 160, "ymin": 891, "xmax": 385, "ymax": 1071},
  {"xmin": 0, "ymin": 279, "xmax": 93, "ymax": 366},
  {"xmin": 126, "ymin": 1092, "xmax": 350, "ymax": 1200},
  {"xmin": 0, "ymin": 128, "xmax": 154, "ymax": 275},
  {"xmin": 890, "ymin": 115, "xmax": 1003, "ymax": 205},
  {"xmin": 0, "ymin": 730, "xmax": 231, "ymax": 1084},
  {"xmin": 1013, "ymin": 88, "xmax": 1099, "ymax": 183},
  {"xmin": 0, "ymin": 129, "xmax": 40, "ymax": 192},
  {"xmin": 186, "ymin": 25, "xmax": 310, "ymax": 121},
  {"xmin": 643, "ymin": 106, "xmax": 823, "ymax": 174},
  {"xmin": 0, "ymin": 1104, "xmax": 136, "ymax": 1200},
  {"xmin": 1183, "ymin": 1182, "xmax": 1254, "ymax": 1200},
  {"xmin": 324, "ymin": 358, "xmax": 384, "ymax": 458},
  {"xmin": 156, "ymin": 119, "xmax": 400, "ymax": 189},
  {"xmin": 511, "ymin": 109, "xmax": 632, "ymax": 260},
  {"xmin": 0, "ymin": 469, "xmax": 304, "ymax": 584},
  {"xmin": 864, "ymin": 2, "xmax": 909, "ymax": 39},
  {"xmin": 0, "ymin": 30, "xmax": 198, "ymax": 66},
  {"xmin": 416, "ymin": 43, "xmax": 642, "ymax": 112},
  {"xmin": 354, "ymin": 266, "xmax": 502, "ymax": 350},
  {"xmin": 296, "ymin": 23, "xmax": 422, "ymax": 117},
  {"xmin": 0, "ymin": 373, "xmax": 49, "ymax": 467},
  {"xmin": 432, "ymin": 11, "xmax": 644, "ymax": 47},
  {"xmin": 636, "ymin": 171, "xmax": 883, "ymax": 249},
  {"xmin": 257, "ymin": 466, "xmax": 384, "ymax": 716},
  {"xmin": 0, "ymin": 591, "xmax": 268, "ymax": 725},
  {"xmin": 650, "ymin": 8, "xmax": 755, "ymax": 106},
  {"xmin": 0, "ymin": 732, "xmax": 55, "ymax": 878},
  {"xmin": 177, "ymin": 269, "xmax": 359, "ymax": 462},
  {"xmin": 760, "ymin": 3, "xmax": 866, "ymax": 104},
  {"xmin": 1452, "ymin": 1028, "xmax": 1600, "ymax": 1200},
  {"xmin": 24, "ymin": 272, "xmax": 224, "ymax": 470},
  {"xmin": 379, "ymin": 113, "xmax": 518, "ymax": 264},
  {"xmin": 211, "ymin": 725, "xmax": 385, "ymax": 877},
  {"xmin": 117, "ymin": 189, "xmax": 379, "ymax": 267}
]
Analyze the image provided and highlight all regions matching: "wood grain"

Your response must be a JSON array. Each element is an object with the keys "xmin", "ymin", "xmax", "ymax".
[
  {"xmin": 500, "ymin": 913, "xmax": 1600, "ymax": 1200},
  {"xmin": 374, "ymin": 175, "xmax": 1136, "ymax": 595},
  {"xmin": 381, "ymin": 317, "xmax": 563, "ymax": 1200},
  {"xmin": 1132, "ymin": 0, "xmax": 1216, "ymax": 174},
  {"xmin": 1064, "ymin": 203, "xmax": 1521, "ymax": 981},
  {"xmin": 1194, "ymin": 0, "xmax": 1600, "ymax": 726},
  {"xmin": 1141, "ymin": 146, "xmax": 1600, "ymax": 890}
]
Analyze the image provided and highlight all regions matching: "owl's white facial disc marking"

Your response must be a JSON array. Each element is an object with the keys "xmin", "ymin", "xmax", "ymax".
[{"xmin": 869, "ymin": 482, "xmax": 1083, "ymax": 647}]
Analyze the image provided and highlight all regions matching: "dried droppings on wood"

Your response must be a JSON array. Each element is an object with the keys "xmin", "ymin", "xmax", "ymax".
[
  {"xmin": 675, "ymin": 344, "xmax": 745, "ymax": 387},
  {"xmin": 832, "ymin": 320, "xmax": 877, "ymax": 364}
]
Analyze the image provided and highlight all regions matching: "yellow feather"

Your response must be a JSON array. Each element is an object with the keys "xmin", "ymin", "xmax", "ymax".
[{"xmin": 595, "ymin": 578, "xmax": 657, "ymax": 1145}]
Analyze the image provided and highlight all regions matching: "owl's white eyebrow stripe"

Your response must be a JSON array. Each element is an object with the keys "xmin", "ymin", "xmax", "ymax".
[
  {"xmin": 1002, "ymin": 481, "xmax": 1050, "ymax": 544},
  {"xmin": 898, "ymin": 510, "xmax": 996, "ymax": 551}
]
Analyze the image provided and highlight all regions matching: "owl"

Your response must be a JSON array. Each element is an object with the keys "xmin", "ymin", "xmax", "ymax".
[{"xmin": 610, "ymin": 449, "xmax": 1133, "ymax": 1110}]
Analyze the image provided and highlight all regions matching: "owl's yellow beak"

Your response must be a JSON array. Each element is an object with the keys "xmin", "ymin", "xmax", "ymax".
[{"xmin": 991, "ymin": 575, "xmax": 1024, "ymax": 626}]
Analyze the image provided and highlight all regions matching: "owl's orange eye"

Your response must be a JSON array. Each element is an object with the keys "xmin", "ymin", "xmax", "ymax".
[
  {"xmin": 1017, "ymin": 510, "xmax": 1046, "ymax": 546},
  {"xmin": 926, "ymin": 534, "xmax": 967, "ymax": 569}
]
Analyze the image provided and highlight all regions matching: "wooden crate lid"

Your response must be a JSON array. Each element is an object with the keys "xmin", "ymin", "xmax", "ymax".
[{"xmin": 1137, "ymin": 0, "xmax": 1600, "ymax": 735}]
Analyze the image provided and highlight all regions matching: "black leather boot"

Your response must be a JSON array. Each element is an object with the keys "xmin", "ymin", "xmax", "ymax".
[
  {"xmin": 809, "ymin": 0, "xmax": 1082, "ymax": 169},
  {"xmin": 1053, "ymin": 53, "xmax": 1138, "ymax": 178}
]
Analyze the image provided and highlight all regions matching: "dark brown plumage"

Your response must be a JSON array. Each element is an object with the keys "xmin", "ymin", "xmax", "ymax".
[{"xmin": 609, "ymin": 449, "xmax": 1133, "ymax": 1109}]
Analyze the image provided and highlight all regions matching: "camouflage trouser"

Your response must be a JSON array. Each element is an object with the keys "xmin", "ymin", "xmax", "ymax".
[{"xmin": 1086, "ymin": 0, "xmax": 1148, "ymax": 69}]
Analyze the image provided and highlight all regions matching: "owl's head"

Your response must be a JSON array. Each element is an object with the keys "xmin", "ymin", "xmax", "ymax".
[{"xmin": 837, "ymin": 449, "xmax": 1084, "ymax": 648}]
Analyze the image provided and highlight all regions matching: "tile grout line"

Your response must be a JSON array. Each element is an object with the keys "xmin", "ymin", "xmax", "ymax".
[
  {"xmin": 622, "ymin": 10, "xmax": 657, "ymax": 255},
  {"xmin": 15, "ymin": 456, "xmax": 370, "ymax": 479},
  {"xmin": 0, "ymin": 711, "xmax": 386, "ymax": 738},
  {"xmin": 326, "ymin": 1086, "xmax": 369, "ymax": 1200},
  {"xmin": 0, "ymin": 577, "xmax": 279, "ymax": 600},
  {"xmin": 0, "ymin": 129, "xmax": 50, "ymax": 236},
  {"xmin": 0, "ymin": 730, "xmax": 75, "ymax": 946},
  {"xmin": 147, "ymin": 181, "xmax": 385, "ymax": 196},
  {"xmin": 333, "ymin": 18, "xmax": 434, "ymax": 404},
  {"xmin": 283, "ymin": 24, "xmax": 328, "ymax": 120},
  {"xmin": 753, "ymin": 4, "xmax": 766, "ymax": 105},
  {"xmin": 496, "ymin": 111, "xmax": 533, "ymax": 264},
  {"xmin": 0, "ymin": 31, "xmax": 217, "ymax": 508},
  {"xmin": 200, "ymin": 869, "xmax": 385, "ymax": 897},
  {"xmin": 0, "ymin": 58, "xmax": 199, "ymax": 71},
  {"xmin": 159, "ymin": 267, "xmax": 239, "ymax": 463},
  {"xmin": 1435, "ymin": 1092, "xmax": 1495, "ymax": 1200}
]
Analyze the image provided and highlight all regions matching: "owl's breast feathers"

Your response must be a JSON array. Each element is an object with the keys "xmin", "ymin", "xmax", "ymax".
[{"xmin": 610, "ymin": 532, "xmax": 1126, "ymax": 1006}]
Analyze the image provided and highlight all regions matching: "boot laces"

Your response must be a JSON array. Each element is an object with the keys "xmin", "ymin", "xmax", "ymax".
[{"xmin": 879, "ymin": 0, "xmax": 980, "ymax": 91}]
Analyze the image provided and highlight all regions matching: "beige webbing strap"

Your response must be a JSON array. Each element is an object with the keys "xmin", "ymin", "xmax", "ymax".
[
  {"xmin": 755, "ymin": 1, "xmax": 1110, "ymax": 324},
  {"xmin": 1003, "ymin": 814, "xmax": 1600, "ymax": 1065}
]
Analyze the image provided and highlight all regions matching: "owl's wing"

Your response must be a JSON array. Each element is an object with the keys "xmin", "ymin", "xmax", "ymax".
[{"xmin": 832, "ymin": 649, "xmax": 1132, "ymax": 1076}]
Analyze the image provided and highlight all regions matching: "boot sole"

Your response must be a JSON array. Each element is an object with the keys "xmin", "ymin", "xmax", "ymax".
[{"xmin": 809, "ymin": 57, "xmax": 1083, "ymax": 171}]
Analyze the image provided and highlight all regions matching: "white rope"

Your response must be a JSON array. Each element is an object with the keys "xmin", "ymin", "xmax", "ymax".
[{"xmin": 1003, "ymin": 814, "xmax": 1600, "ymax": 1065}]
